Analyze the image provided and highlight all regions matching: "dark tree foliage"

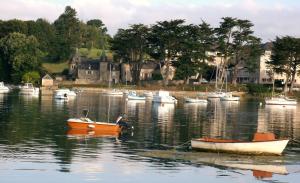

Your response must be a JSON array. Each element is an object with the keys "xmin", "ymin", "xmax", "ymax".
[
  {"xmin": 0, "ymin": 33, "xmax": 42, "ymax": 83},
  {"xmin": 216, "ymin": 17, "xmax": 262, "ymax": 85},
  {"xmin": 175, "ymin": 22, "xmax": 215, "ymax": 83},
  {"xmin": 111, "ymin": 24, "xmax": 149, "ymax": 84},
  {"xmin": 0, "ymin": 19, "xmax": 28, "ymax": 38},
  {"xmin": 268, "ymin": 36, "xmax": 300, "ymax": 92},
  {"xmin": 27, "ymin": 19, "xmax": 56, "ymax": 57},
  {"xmin": 53, "ymin": 6, "xmax": 81, "ymax": 61}
]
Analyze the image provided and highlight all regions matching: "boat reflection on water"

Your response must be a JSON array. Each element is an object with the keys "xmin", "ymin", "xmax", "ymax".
[
  {"xmin": 152, "ymin": 103, "xmax": 175, "ymax": 122},
  {"xmin": 138, "ymin": 150, "xmax": 289, "ymax": 179},
  {"xmin": 126, "ymin": 100, "xmax": 146, "ymax": 116},
  {"xmin": 67, "ymin": 129, "xmax": 120, "ymax": 139},
  {"xmin": 258, "ymin": 104, "xmax": 298, "ymax": 139}
]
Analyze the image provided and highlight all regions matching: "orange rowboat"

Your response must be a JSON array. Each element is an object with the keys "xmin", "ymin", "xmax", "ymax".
[
  {"xmin": 67, "ymin": 128, "xmax": 119, "ymax": 138},
  {"xmin": 67, "ymin": 118, "xmax": 122, "ymax": 133}
]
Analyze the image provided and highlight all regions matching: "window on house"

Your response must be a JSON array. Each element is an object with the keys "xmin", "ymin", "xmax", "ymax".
[{"xmin": 86, "ymin": 70, "xmax": 92, "ymax": 75}]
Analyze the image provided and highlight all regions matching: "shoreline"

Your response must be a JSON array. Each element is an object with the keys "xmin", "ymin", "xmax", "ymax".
[{"xmin": 72, "ymin": 86, "xmax": 247, "ymax": 97}]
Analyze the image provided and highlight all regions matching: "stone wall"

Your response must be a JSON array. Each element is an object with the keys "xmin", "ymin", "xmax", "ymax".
[{"xmin": 78, "ymin": 69, "xmax": 100, "ymax": 81}]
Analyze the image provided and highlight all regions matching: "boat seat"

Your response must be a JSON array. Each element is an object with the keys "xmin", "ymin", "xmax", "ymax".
[
  {"xmin": 80, "ymin": 118, "xmax": 93, "ymax": 122},
  {"xmin": 200, "ymin": 138, "xmax": 241, "ymax": 143}
]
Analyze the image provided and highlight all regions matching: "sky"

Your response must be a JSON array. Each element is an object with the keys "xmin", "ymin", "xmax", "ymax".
[{"xmin": 0, "ymin": 0, "xmax": 299, "ymax": 42}]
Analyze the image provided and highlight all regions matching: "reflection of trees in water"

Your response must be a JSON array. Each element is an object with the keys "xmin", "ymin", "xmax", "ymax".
[
  {"xmin": 151, "ymin": 103, "xmax": 175, "ymax": 146},
  {"xmin": 182, "ymin": 103, "xmax": 207, "ymax": 139},
  {"xmin": 202, "ymin": 99, "xmax": 258, "ymax": 140},
  {"xmin": 258, "ymin": 105, "xmax": 299, "ymax": 139},
  {"xmin": 0, "ymin": 94, "xmax": 78, "ymax": 172},
  {"xmin": 70, "ymin": 93, "xmax": 124, "ymax": 122}
]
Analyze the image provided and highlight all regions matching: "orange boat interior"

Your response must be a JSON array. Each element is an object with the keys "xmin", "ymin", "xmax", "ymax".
[{"xmin": 199, "ymin": 133, "xmax": 277, "ymax": 143}]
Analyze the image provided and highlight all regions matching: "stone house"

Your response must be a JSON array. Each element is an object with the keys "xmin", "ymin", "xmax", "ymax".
[
  {"xmin": 69, "ymin": 54, "xmax": 120, "ymax": 84},
  {"xmin": 140, "ymin": 62, "xmax": 160, "ymax": 80}
]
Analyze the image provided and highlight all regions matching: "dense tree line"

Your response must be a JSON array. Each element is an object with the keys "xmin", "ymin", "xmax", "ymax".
[
  {"xmin": 0, "ymin": 6, "xmax": 110, "ymax": 83},
  {"xmin": 112, "ymin": 17, "xmax": 262, "ymax": 85},
  {"xmin": 0, "ymin": 5, "xmax": 299, "ymax": 89}
]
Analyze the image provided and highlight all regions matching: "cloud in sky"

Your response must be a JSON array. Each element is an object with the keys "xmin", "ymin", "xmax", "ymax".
[{"xmin": 0, "ymin": 0, "xmax": 299, "ymax": 41}]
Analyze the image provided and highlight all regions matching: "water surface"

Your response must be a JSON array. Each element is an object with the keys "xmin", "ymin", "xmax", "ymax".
[{"xmin": 0, "ymin": 92, "xmax": 299, "ymax": 183}]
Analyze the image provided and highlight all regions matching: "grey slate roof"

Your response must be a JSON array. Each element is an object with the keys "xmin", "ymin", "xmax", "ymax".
[{"xmin": 78, "ymin": 59, "xmax": 100, "ymax": 70}]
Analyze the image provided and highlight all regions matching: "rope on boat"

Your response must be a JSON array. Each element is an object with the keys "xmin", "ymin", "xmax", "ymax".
[
  {"xmin": 173, "ymin": 141, "xmax": 191, "ymax": 149},
  {"xmin": 291, "ymin": 139, "xmax": 300, "ymax": 144}
]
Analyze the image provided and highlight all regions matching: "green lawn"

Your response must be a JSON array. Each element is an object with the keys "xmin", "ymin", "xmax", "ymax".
[
  {"xmin": 42, "ymin": 61, "xmax": 69, "ymax": 74},
  {"xmin": 79, "ymin": 48, "xmax": 113, "ymax": 60}
]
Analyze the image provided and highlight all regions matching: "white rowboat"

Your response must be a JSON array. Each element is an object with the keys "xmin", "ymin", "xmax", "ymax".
[{"xmin": 191, "ymin": 138, "xmax": 289, "ymax": 155}]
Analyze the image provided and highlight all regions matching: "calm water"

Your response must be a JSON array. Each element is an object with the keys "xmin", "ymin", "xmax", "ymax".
[{"xmin": 0, "ymin": 92, "xmax": 300, "ymax": 183}]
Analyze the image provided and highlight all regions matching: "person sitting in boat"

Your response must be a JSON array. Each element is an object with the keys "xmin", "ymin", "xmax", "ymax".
[{"xmin": 115, "ymin": 114, "xmax": 130, "ymax": 128}]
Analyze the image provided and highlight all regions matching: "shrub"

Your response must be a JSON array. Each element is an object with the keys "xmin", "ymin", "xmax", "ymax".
[
  {"xmin": 247, "ymin": 84, "xmax": 270, "ymax": 94},
  {"xmin": 22, "ymin": 71, "xmax": 40, "ymax": 85}
]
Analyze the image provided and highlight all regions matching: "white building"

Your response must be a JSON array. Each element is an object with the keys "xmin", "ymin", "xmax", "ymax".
[{"xmin": 205, "ymin": 43, "xmax": 300, "ymax": 87}]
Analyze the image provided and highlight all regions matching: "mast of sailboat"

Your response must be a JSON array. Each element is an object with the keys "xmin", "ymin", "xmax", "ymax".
[
  {"xmin": 109, "ymin": 63, "xmax": 111, "ymax": 89},
  {"xmin": 215, "ymin": 64, "xmax": 218, "ymax": 90},
  {"xmin": 225, "ymin": 67, "xmax": 227, "ymax": 93},
  {"xmin": 272, "ymin": 77, "xmax": 275, "ymax": 98},
  {"xmin": 108, "ymin": 63, "xmax": 112, "ymax": 123}
]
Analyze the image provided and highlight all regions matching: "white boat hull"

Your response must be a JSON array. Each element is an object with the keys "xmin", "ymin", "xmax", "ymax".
[
  {"xmin": 191, "ymin": 139, "xmax": 289, "ymax": 155},
  {"xmin": 207, "ymin": 92, "xmax": 226, "ymax": 98},
  {"xmin": 54, "ymin": 89, "xmax": 76, "ymax": 99},
  {"xmin": 221, "ymin": 96, "xmax": 240, "ymax": 101},
  {"xmin": 20, "ymin": 88, "xmax": 39, "ymax": 95},
  {"xmin": 152, "ymin": 97, "xmax": 177, "ymax": 104},
  {"xmin": 265, "ymin": 98, "xmax": 297, "ymax": 105},
  {"xmin": 104, "ymin": 90, "xmax": 123, "ymax": 96},
  {"xmin": 185, "ymin": 97, "xmax": 208, "ymax": 103},
  {"xmin": 0, "ymin": 88, "xmax": 9, "ymax": 93},
  {"xmin": 128, "ymin": 95, "xmax": 146, "ymax": 100},
  {"xmin": 152, "ymin": 91, "xmax": 177, "ymax": 104}
]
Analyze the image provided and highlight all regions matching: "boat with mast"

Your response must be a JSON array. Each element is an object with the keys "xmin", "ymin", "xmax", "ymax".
[
  {"xmin": 220, "ymin": 68, "xmax": 240, "ymax": 101},
  {"xmin": 208, "ymin": 64, "xmax": 226, "ymax": 98},
  {"xmin": 265, "ymin": 77, "xmax": 297, "ymax": 105},
  {"xmin": 104, "ymin": 62, "xmax": 123, "ymax": 96}
]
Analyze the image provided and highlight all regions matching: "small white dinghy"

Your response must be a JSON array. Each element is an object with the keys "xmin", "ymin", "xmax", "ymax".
[
  {"xmin": 207, "ymin": 91, "xmax": 226, "ymax": 98},
  {"xmin": 191, "ymin": 133, "xmax": 289, "ymax": 155},
  {"xmin": 265, "ymin": 96, "xmax": 297, "ymax": 105},
  {"xmin": 104, "ymin": 89, "xmax": 123, "ymax": 96},
  {"xmin": 54, "ymin": 89, "xmax": 76, "ymax": 100},
  {"xmin": 152, "ymin": 91, "xmax": 177, "ymax": 104},
  {"xmin": 220, "ymin": 92, "xmax": 240, "ymax": 101},
  {"xmin": 127, "ymin": 91, "xmax": 146, "ymax": 100},
  {"xmin": 184, "ymin": 97, "xmax": 208, "ymax": 103}
]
